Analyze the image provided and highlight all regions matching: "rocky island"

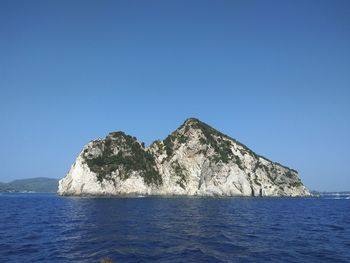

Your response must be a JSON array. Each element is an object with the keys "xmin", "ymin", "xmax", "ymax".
[{"xmin": 58, "ymin": 118, "xmax": 310, "ymax": 197}]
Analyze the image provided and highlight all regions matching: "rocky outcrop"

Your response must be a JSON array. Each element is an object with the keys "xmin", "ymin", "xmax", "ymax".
[{"xmin": 58, "ymin": 118, "xmax": 310, "ymax": 197}]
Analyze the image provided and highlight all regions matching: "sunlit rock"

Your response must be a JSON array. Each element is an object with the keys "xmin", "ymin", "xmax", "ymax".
[{"xmin": 58, "ymin": 118, "xmax": 310, "ymax": 197}]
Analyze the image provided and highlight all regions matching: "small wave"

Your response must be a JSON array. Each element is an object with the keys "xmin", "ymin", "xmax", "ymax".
[
  {"xmin": 1, "ymin": 195, "xmax": 350, "ymax": 262},
  {"xmin": 324, "ymin": 197, "xmax": 349, "ymax": 200}
]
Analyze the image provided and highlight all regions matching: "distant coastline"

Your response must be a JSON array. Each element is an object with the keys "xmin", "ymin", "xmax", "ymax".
[
  {"xmin": 0, "ymin": 177, "xmax": 348, "ymax": 197},
  {"xmin": 0, "ymin": 177, "xmax": 58, "ymax": 193}
]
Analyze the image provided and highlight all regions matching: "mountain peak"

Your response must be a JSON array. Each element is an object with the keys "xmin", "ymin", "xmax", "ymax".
[
  {"xmin": 180, "ymin": 117, "xmax": 222, "ymax": 137},
  {"xmin": 181, "ymin": 117, "xmax": 214, "ymax": 132},
  {"xmin": 183, "ymin": 117, "xmax": 201, "ymax": 125}
]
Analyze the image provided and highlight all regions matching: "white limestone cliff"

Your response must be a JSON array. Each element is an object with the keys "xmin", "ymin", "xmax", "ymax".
[{"xmin": 58, "ymin": 118, "xmax": 310, "ymax": 197}]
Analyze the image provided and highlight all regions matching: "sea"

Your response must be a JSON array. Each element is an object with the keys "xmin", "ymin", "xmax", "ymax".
[{"xmin": 0, "ymin": 193, "xmax": 349, "ymax": 263}]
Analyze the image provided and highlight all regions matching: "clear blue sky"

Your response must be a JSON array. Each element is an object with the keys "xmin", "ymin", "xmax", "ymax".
[{"xmin": 1, "ymin": 0, "xmax": 349, "ymax": 191}]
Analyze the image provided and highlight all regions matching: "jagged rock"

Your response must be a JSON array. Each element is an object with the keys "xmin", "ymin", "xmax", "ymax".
[{"xmin": 58, "ymin": 118, "xmax": 310, "ymax": 197}]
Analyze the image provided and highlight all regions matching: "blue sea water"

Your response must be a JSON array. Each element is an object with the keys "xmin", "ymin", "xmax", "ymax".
[{"xmin": 0, "ymin": 194, "xmax": 349, "ymax": 263}]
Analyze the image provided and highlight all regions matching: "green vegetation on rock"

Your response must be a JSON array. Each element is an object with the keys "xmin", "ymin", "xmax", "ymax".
[
  {"xmin": 263, "ymin": 166, "xmax": 275, "ymax": 182},
  {"xmin": 171, "ymin": 160, "xmax": 188, "ymax": 189},
  {"xmin": 84, "ymin": 132, "xmax": 162, "ymax": 186},
  {"xmin": 162, "ymin": 132, "xmax": 189, "ymax": 161},
  {"xmin": 233, "ymin": 155, "xmax": 244, "ymax": 170},
  {"xmin": 253, "ymin": 177, "xmax": 262, "ymax": 186},
  {"xmin": 79, "ymin": 118, "xmax": 303, "ymax": 194},
  {"xmin": 290, "ymin": 181, "xmax": 303, "ymax": 187},
  {"xmin": 184, "ymin": 118, "xmax": 298, "ymax": 174},
  {"xmin": 163, "ymin": 135, "xmax": 175, "ymax": 157},
  {"xmin": 285, "ymin": 171, "xmax": 294, "ymax": 179}
]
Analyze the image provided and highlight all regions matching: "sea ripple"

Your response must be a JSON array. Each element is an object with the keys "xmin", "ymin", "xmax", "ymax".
[{"xmin": 0, "ymin": 194, "xmax": 349, "ymax": 262}]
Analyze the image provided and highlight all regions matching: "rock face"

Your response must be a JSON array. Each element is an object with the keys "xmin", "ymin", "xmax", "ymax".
[{"xmin": 58, "ymin": 118, "xmax": 310, "ymax": 197}]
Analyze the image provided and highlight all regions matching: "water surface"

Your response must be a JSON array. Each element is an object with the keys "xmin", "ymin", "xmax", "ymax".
[{"xmin": 0, "ymin": 194, "xmax": 349, "ymax": 262}]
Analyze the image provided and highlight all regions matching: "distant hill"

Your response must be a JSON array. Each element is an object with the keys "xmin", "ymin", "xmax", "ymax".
[
  {"xmin": 311, "ymin": 190, "xmax": 350, "ymax": 197},
  {"xmin": 0, "ymin": 177, "xmax": 59, "ymax": 193}
]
